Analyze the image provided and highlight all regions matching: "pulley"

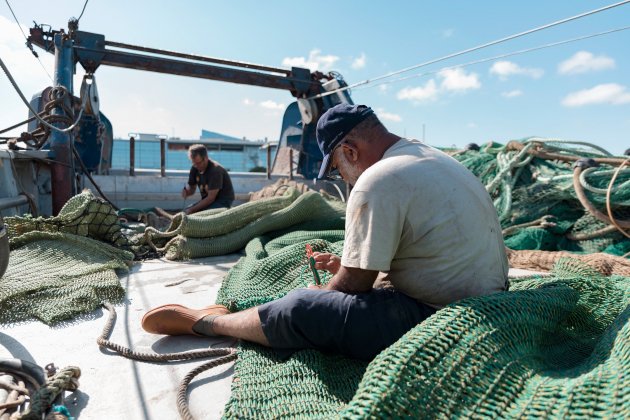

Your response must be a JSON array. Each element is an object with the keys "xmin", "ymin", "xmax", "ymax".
[
  {"xmin": 297, "ymin": 98, "xmax": 319, "ymax": 125},
  {"xmin": 80, "ymin": 74, "xmax": 100, "ymax": 116}
]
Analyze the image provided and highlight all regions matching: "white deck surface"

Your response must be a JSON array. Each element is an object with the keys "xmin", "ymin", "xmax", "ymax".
[
  {"xmin": 0, "ymin": 253, "xmax": 547, "ymax": 420},
  {"xmin": 0, "ymin": 254, "xmax": 242, "ymax": 420}
]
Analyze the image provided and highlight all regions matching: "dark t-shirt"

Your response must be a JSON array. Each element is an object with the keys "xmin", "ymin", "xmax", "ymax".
[{"xmin": 187, "ymin": 161, "xmax": 235, "ymax": 204}]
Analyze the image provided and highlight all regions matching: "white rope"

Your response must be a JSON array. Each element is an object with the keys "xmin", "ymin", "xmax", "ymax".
[
  {"xmin": 579, "ymin": 167, "xmax": 630, "ymax": 195},
  {"xmin": 523, "ymin": 137, "xmax": 613, "ymax": 157}
]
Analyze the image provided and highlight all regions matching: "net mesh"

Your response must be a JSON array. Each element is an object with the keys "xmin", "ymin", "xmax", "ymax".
[
  {"xmin": 4, "ymin": 190, "xmax": 130, "ymax": 250},
  {"xmin": 0, "ymin": 231, "xmax": 132, "ymax": 325},
  {"xmin": 218, "ymin": 231, "xmax": 629, "ymax": 419},
  {"xmin": 450, "ymin": 139, "xmax": 630, "ymax": 255},
  {"xmin": 142, "ymin": 189, "xmax": 346, "ymax": 260},
  {"xmin": 1, "ymin": 191, "xmax": 133, "ymax": 325}
]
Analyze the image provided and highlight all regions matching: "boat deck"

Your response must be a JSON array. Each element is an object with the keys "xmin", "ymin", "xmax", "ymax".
[
  {"xmin": 0, "ymin": 254, "xmax": 241, "ymax": 420},
  {"xmin": 0, "ymin": 253, "xmax": 547, "ymax": 419}
]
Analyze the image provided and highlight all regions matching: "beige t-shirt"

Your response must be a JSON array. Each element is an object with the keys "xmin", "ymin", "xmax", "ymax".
[{"xmin": 342, "ymin": 139, "xmax": 508, "ymax": 308}]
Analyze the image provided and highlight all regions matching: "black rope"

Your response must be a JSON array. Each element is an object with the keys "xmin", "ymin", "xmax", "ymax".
[
  {"xmin": 71, "ymin": 144, "xmax": 120, "ymax": 211},
  {"xmin": 77, "ymin": 0, "xmax": 90, "ymax": 22}
]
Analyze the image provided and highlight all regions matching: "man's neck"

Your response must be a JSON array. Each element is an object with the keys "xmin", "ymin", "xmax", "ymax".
[{"xmin": 377, "ymin": 133, "xmax": 402, "ymax": 160}]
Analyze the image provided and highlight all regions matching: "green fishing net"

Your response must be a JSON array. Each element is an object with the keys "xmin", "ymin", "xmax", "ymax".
[
  {"xmin": 143, "ymin": 189, "xmax": 346, "ymax": 260},
  {"xmin": 1, "ymin": 191, "xmax": 133, "ymax": 325},
  {"xmin": 4, "ymin": 190, "xmax": 130, "ymax": 250},
  {"xmin": 450, "ymin": 139, "xmax": 630, "ymax": 255},
  {"xmin": 218, "ymin": 232, "xmax": 629, "ymax": 419},
  {"xmin": 0, "ymin": 231, "xmax": 132, "ymax": 325}
]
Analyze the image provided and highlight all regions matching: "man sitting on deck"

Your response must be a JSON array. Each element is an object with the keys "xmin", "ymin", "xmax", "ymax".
[
  {"xmin": 142, "ymin": 104, "xmax": 509, "ymax": 361},
  {"xmin": 182, "ymin": 144, "xmax": 235, "ymax": 214}
]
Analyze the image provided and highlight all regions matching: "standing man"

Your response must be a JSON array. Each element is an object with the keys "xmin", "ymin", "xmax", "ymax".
[
  {"xmin": 182, "ymin": 144, "xmax": 235, "ymax": 215},
  {"xmin": 143, "ymin": 104, "xmax": 508, "ymax": 361}
]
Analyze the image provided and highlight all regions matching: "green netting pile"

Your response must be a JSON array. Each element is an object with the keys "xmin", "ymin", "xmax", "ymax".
[
  {"xmin": 1, "ymin": 191, "xmax": 134, "ymax": 325},
  {"xmin": 450, "ymin": 139, "xmax": 630, "ymax": 256},
  {"xmin": 217, "ymin": 231, "xmax": 629, "ymax": 419},
  {"xmin": 143, "ymin": 188, "xmax": 346, "ymax": 260},
  {"xmin": 0, "ymin": 231, "xmax": 132, "ymax": 325},
  {"xmin": 4, "ymin": 190, "xmax": 130, "ymax": 250}
]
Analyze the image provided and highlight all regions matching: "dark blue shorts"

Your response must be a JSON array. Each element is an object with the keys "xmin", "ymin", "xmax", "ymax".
[{"xmin": 258, "ymin": 288, "xmax": 436, "ymax": 360}]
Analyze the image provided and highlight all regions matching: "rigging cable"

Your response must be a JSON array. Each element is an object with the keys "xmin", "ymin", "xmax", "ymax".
[
  {"xmin": 354, "ymin": 26, "xmax": 630, "ymax": 93},
  {"xmin": 76, "ymin": 0, "xmax": 89, "ymax": 22},
  {"xmin": 310, "ymin": 0, "xmax": 630, "ymax": 99},
  {"xmin": 3, "ymin": 0, "xmax": 53, "ymax": 82},
  {"xmin": 0, "ymin": 54, "xmax": 86, "ymax": 133}
]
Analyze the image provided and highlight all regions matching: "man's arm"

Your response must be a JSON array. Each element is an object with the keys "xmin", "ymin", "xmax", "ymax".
[
  {"xmin": 185, "ymin": 188, "xmax": 219, "ymax": 215},
  {"xmin": 182, "ymin": 184, "xmax": 196, "ymax": 198},
  {"xmin": 324, "ymin": 265, "xmax": 378, "ymax": 293}
]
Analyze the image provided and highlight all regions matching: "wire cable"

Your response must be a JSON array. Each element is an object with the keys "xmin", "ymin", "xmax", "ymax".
[
  {"xmin": 0, "ymin": 115, "xmax": 38, "ymax": 135},
  {"xmin": 3, "ymin": 0, "xmax": 53, "ymax": 82},
  {"xmin": 311, "ymin": 0, "xmax": 630, "ymax": 99},
  {"xmin": 355, "ymin": 26, "xmax": 630, "ymax": 93},
  {"xmin": 0, "ymin": 54, "xmax": 86, "ymax": 133},
  {"xmin": 77, "ymin": 0, "xmax": 89, "ymax": 22}
]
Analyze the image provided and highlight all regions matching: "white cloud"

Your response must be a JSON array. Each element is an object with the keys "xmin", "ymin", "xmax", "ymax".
[
  {"xmin": 243, "ymin": 98, "xmax": 254, "ymax": 106},
  {"xmin": 351, "ymin": 53, "xmax": 366, "ymax": 70},
  {"xmin": 438, "ymin": 68, "xmax": 480, "ymax": 91},
  {"xmin": 558, "ymin": 51, "xmax": 615, "ymax": 75},
  {"xmin": 282, "ymin": 49, "xmax": 339, "ymax": 72},
  {"xmin": 562, "ymin": 83, "xmax": 630, "ymax": 107},
  {"xmin": 442, "ymin": 28, "xmax": 455, "ymax": 38},
  {"xmin": 375, "ymin": 108, "xmax": 402, "ymax": 122},
  {"xmin": 502, "ymin": 89, "xmax": 523, "ymax": 98},
  {"xmin": 490, "ymin": 60, "xmax": 544, "ymax": 80},
  {"xmin": 259, "ymin": 100, "xmax": 285, "ymax": 111},
  {"xmin": 467, "ymin": 122, "xmax": 477, "ymax": 128},
  {"xmin": 378, "ymin": 84, "xmax": 389, "ymax": 94},
  {"xmin": 397, "ymin": 80, "xmax": 439, "ymax": 103}
]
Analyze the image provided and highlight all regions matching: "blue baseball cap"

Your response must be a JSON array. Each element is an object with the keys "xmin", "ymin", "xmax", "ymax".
[{"xmin": 316, "ymin": 104, "xmax": 374, "ymax": 179}]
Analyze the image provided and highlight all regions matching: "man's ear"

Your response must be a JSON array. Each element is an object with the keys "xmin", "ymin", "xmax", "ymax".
[{"xmin": 342, "ymin": 143, "xmax": 359, "ymax": 162}]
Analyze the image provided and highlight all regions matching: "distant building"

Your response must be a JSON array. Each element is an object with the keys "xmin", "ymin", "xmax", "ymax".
[{"xmin": 111, "ymin": 130, "xmax": 277, "ymax": 172}]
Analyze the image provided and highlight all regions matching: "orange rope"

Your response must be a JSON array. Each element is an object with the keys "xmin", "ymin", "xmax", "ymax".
[{"xmin": 605, "ymin": 158, "xmax": 630, "ymax": 239}]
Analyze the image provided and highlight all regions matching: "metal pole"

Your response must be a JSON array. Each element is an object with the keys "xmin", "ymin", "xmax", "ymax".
[
  {"xmin": 129, "ymin": 136, "xmax": 135, "ymax": 176},
  {"xmin": 49, "ymin": 32, "xmax": 75, "ymax": 215},
  {"xmin": 289, "ymin": 148, "xmax": 294, "ymax": 180},
  {"xmin": 266, "ymin": 141, "xmax": 271, "ymax": 180},
  {"xmin": 160, "ymin": 137, "xmax": 166, "ymax": 177}
]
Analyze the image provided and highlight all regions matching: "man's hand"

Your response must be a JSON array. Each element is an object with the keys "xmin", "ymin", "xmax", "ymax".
[{"xmin": 312, "ymin": 252, "xmax": 341, "ymax": 275}]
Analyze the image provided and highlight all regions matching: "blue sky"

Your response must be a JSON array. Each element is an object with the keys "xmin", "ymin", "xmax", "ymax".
[{"xmin": 1, "ymin": 1, "xmax": 629, "ymax": 154}]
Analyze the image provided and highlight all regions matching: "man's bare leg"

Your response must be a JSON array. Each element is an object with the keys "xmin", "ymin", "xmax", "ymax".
[{"xmin": 194, "ymin": 307, "xmax": 270, "ymax": 346}]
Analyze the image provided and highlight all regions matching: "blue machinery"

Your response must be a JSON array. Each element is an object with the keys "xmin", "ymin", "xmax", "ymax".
[{"xmin": 27, "ymin": 19, "xmax": 352, "ymax": 214}]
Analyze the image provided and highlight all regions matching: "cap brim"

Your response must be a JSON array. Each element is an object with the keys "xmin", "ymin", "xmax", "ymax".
[{"xmin": 317, "ymin": 153, "xmax": 333, "ymax": 180}]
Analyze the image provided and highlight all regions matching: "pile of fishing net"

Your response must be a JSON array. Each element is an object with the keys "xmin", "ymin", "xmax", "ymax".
[
  {"xmin": 141, "ymin": 187, "xmax": 346, "ymax": 260},
  {"xmin": 0, "ymin": 191, "xmax": 133, "ymax": 325},
  {"xmin": 449, "ymin": 138, "xmax": 630, "ymax": 256},
  {"xmin": 217, "ymin": 230, "xmax": 629, "ymax": 419}
]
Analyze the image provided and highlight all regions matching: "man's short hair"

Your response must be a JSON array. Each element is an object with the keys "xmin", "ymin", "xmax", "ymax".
[
  {"xmin": 188, "ymin": 144, "xmax": 208, "ymax": 159},
  {"xmin": 347, "ymin": 114, "xmax": 384, "ymax": 141}
]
